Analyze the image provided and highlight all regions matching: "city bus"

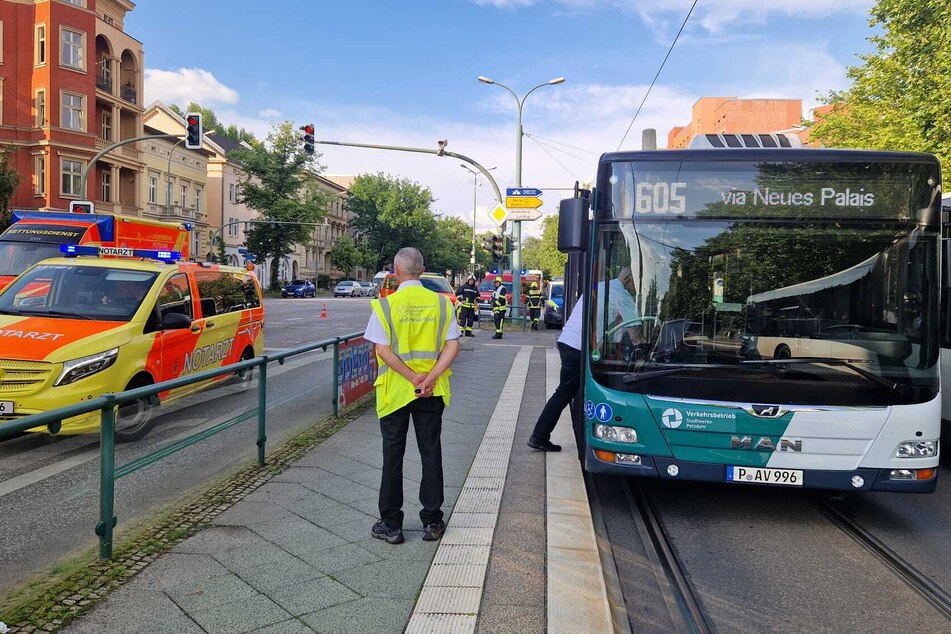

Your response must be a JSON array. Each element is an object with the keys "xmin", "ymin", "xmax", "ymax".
[{"xmin": 560, "ymin": 144, "xmax": 941, "ymax": 492}]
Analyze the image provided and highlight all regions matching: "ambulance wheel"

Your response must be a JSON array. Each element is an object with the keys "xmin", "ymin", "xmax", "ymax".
[
  {"xmin": 235, "ymin": 347, "xmax": 256, "ymax": 392},
  {"xmin": 115, "ymin": 376, "xmax": 155, "ymax": 443}
]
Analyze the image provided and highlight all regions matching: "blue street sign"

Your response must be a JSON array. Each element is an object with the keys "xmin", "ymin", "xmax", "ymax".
[
  {"xmin": 506, "ymin": 188, "xmax": 542, "ymax": 197},
  {"xmin": 594, "ymin": 403, "xmax": 614, "ymax": 423}
]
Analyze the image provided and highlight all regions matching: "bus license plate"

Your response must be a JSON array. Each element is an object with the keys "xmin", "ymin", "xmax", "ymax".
[
  {"xmin": 727, "ymin": 466, "xmax": 802, "ymax": 486},
  {"xmin": 0, "ymin": 401, "xmax": 13, "ymax": 415}
]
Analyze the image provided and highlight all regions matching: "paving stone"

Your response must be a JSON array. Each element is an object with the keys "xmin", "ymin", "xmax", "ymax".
[
  {"xmin": 266, "ymin": 575, "xmax": 360, "ymax": 616},
  {"xmin": 296, "ymin": 541, "xmax": 382, "ymax": 574},
  {"xmin": 61, "ymin": 590, "xmax": 202, "ymax": 634},
  {"xmin": 252, "ymin": 618, "xmax": 316, "ymax": 634},
  {"xmin": 166, "ymin": 573, "xmax": 258, "ymax": 613},
  {"xmin": 210, "ymin": 500, "xmax": 296, "ymax": 527},
  {"xmin": 172, "ymin": 526, "xmax": 264, "ymax": 555},
  {"xmin": 475, "ymin": 602, "xmax": 545, "ymax": 634},
  {"xmin": 282, "ymin": 468, "xmax": 380, "ymax": 504},
  {"xmin": 242, "ymin": 482, "xmax": 317, "ymax": 504},
  {"xmin": 190, "ymin": 594, "xmax": 291, "ymax": 634},
  {"xmin": 127, "ymin": 553, "xmax": 231, "ymax": 593},
  {"xmin": 212, "ymin": 541, "xmax": 323, "ymax": 591},
  {"xmin": 251, "ymin": 514, "xmax": 348, "ymax": 557},
  {"xmin": 301, "ymin": 597, "xmax": 415, "ymax": 634},
  {"xmin": 333, "ymin": 557, "xmax": 432, "ymax": 599},
  {"xmin": 356, "ymin": 535, "xmax": 441, "ymax": 562}
]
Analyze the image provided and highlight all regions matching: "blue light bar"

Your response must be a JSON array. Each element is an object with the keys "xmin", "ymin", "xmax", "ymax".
[{"xmin": 60, "ymin": 244, "xmax": 182, "ymax": 263}]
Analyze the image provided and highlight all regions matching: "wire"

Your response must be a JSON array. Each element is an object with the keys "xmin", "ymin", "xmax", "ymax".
[
  {"xmin": 527, "ymin": 135, "xmax": 582, "ymax": 181},
  {"xmin": 616, "ymin": 0, "xmax": 699, "ymax": 151},
  {"xmin": 523, "ymin": 132, "xmax": 598, "ymax": 156},
  {"xmin": 525, "ymin": 134, "xmax": 592, "ymax": 165}
]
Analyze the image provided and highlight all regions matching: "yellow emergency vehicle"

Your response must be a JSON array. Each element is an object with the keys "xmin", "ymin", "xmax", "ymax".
[{"xmin": 0, "ymin": 245, "xmax": 264, "ymax": 441}]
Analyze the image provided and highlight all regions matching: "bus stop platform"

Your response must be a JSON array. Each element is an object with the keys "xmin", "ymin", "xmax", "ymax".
[{"xmin": 60, "ymin": 328, "xmax": 617, "ymax": 634}]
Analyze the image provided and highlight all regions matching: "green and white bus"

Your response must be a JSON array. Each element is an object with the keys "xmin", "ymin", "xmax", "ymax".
[{"xmin": 559, "ymin": 141, "xmax": 942, "ymax": 492}]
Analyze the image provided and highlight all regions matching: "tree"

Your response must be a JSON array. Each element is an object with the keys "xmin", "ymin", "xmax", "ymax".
[
  {"xmin": 429, "ymin": 216, "xmax": 474, "ymax": 279},
  {"xmin": 346, "ymin": 173, "xmax": 438, "ymax": 271},
  {"xmin": 809, "ymin": 0, "xmax": 951, "ymax": 164},
  {"xmin": 330, "ymin": 233, "xmax": 361, "ymax": 276},
  {"xmin": 229, "ymin": 122, "xmax": 327, "ymax": 290},
  {"xmin": 535, "ymin": 215, "xmax": 568, "ymax": 279},
  {"xmin": 169, "ymin": 102, "xmax": 260, "ymax": 147},
  {"xmin": 0, "ymin": 145, "xmax": 21, "ymax": 231},
  {"xmin": 520, "ymin": 236, "xmax": 543, "ymax": 271}
]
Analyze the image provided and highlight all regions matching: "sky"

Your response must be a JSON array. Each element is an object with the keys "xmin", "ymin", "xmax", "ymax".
[{"xmin": 127, "ymin": 0, "xmax": 877, "ymax": 237}]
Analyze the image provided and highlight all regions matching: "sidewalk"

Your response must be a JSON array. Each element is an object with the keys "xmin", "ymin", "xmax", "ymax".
[{"xmin": 60, "ymin": 328, "xmax": 614, "ymax": 634}]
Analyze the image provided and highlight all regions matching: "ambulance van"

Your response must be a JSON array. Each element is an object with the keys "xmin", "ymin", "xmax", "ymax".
[{"xmin": 0, "ymin": 246, "xmax": 263, "ymax": 441}]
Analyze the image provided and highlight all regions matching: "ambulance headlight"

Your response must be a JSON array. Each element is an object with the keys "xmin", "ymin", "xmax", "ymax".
[
  {"xmin": 896, "ymin": 441, "xmax": 937, "ymax": 458},
  {"xmin": 55, "ymin": 348, "xmax": 120, "ymax": 386},
  {"xmin": 594, "ymin": 424, "xmax": 638, "ymax": 444}
]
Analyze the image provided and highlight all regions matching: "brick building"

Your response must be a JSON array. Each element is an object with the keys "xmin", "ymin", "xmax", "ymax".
[
  {"xmin": 0, "ymin": 0, "xmax": 144, "ymax": 213},
  {"xmin": 668, "ymin": 97, "xmax": 803, "ymax": 149}
]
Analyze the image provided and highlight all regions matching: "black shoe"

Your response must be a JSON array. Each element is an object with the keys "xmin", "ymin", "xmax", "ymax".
[
  {"xmin": 371, "ymin": 519, "xmax": 405, "ymax": 544},
  {"xmin": 465, "ymin": 332, "xmax": 475, "ymax": 337},
  {"xmin": 527, "ymin": 436, "xmax": 562, "ymax": 452},
  {"xmin": 422, "ymin": 520, "xmax": 446, "ymax": 541},
  {"xmin": 492, "ymin": 333, "xmax": 502, "ymax": 339}
]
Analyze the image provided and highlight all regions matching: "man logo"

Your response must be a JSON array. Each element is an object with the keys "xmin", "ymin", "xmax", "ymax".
[
  {"xmin": 751, "ymin": 404, "xmax": 784, "ymax": 418},
  {"xmin": 661, "ymin": 408, "xmax": 683, "ymax": 429}
]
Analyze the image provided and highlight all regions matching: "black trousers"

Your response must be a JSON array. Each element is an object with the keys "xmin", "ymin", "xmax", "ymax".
[
  {"xmin": 529, "ymin": 307, "xmax": 541, "ymax": 324},
  {"xmin": 379, "ymin": 396, "xmax": 445, "ymax": 529},
  {"xmin": 531, "ymin": 342, "xmax": 581, "ymax": 442},
  {"xmin": 459, "ymin": 306, "xmax": 476, "ymax": 331},
  {"xmin": 493, "ymin": 309, "xmax": 504, "ymax": 333}
]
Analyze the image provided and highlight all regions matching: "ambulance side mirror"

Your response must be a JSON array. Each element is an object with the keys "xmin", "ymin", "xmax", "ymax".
[{"xmin": 161, "ymin": 312, "xmax": 192, "ymax": 330}]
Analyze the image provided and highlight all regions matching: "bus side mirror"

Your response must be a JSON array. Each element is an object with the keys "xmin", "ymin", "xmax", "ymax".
[
  {"xmin": 558, "ymin": 197, "xmax": 589, "ymax": 253},
  {"xmin": 944, "ymin": 239, "xmax": 951, "ymax": 289}
]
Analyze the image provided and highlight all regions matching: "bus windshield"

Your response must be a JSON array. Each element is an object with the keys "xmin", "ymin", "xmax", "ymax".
[{"xmin": 590, "ymin": 158, "xmax": 940, "ymax": 406}]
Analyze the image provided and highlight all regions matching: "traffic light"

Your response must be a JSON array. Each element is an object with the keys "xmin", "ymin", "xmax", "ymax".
[
  {"xmin": 184, "ymin": 112, "xmax": 203, "ymax": 149},
  {"xmin": 491, "ymin": 235, "xmax": 504, "ymax": 261},
  {"xmin": 504, "ymin": 236, "xmax": 513, "ymax": 255},
  {"xmin": 481, "ymin": 237, "xmax": 494, "ymax": 254},
  {"xmin": 300, "ymin": 124, "xmax": 315, "ymax": 155},
  {"xmin": 70, "ymin": 200, "xmax": 94, "ymax": 214}
]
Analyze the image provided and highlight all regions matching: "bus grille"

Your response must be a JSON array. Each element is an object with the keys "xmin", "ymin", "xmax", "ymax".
[{"xmin": 0, "ymin": 360, "xmax": 54, "ymax": 395}]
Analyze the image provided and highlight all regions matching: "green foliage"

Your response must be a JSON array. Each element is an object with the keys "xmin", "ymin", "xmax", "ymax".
[
  {"xmin": 520, "ymin": 236, "xmax": 543, "ymax": 271},
  {"xmin": 810, "ymin": 0, "xmax": 951, "ymax": 164},
  {"xmin": 169, "ymin": 102, "xmax": 261, "ymax": 147},
  {"xmin": 535, "ymin": 215, "xmax": 568, "ymax": 279},
  {"xmin": 429, "ymin": 216, "xmax": 475, "ymax": 276},
  {"xmin": 230, "ymin": 122, "xmax": 327, "ymax": 290},
  {"xmin": 330, "ymin": 233, "xmax": 361, "ymax": 276},
  {"xmin": 0, "ymin": 145, "xmax": 21, "ymax": 231}
]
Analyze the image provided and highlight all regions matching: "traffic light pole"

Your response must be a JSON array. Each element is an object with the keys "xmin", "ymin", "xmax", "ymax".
[{"xmin": 79, "ymin": 133, "xmax": 182, "ymax": 202}]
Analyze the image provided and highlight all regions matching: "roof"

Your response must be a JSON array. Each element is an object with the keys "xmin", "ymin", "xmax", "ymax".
[
  {"xmin": 323, "ymin": 175, "xmax": 357, "ymax": 190},
  {"xmin": 211, "ymin": 134, "xmax": 245, "ymax": 156}
]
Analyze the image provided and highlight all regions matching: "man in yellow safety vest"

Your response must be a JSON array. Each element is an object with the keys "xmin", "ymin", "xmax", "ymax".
[{"xmin": 364, "ymin": 247, "xmax": 461, "ymax": 544}]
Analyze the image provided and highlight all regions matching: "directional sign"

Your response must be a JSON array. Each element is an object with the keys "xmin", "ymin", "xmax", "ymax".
[
  {"xmin": 507, "ymin": 209, "xmax": 543, "ymax": 221},
  {"xmin": 507, "ymin": 188, "xmax": 543, "ymax": 197},
  {"xmin": 489, "ymin": 204, "xmax": 509, "ymax": 226},
  {"xmin": 505, "ymin": 196, "xmax": 543, "ymax": 209}
]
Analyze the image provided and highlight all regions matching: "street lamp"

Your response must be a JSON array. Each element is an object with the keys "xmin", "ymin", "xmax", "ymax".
[
  {"xmin": 461, "ymin": 164, "xmax": 496, "ymax": 277},
  {"xmin": 478, "ymin": 74, "xmax": 565, "ymax": 318}
]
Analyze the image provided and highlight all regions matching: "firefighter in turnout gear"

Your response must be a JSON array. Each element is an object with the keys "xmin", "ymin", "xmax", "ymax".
[
  {"xmin": 492, "ymin": 276, "xmax": 507, "ymax": 339},
  {"xmin": 527, "ymin": 281, "xmax": 543, "ymax": 331},
  {"xmin": 455, "ymin": 275, "xmax": 480, "ymax": 337}
]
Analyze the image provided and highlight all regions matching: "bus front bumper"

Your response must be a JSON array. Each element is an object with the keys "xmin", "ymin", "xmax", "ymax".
[{"xmin": 584, "ymin": 445, "xmax": 938, "ymax": 493}]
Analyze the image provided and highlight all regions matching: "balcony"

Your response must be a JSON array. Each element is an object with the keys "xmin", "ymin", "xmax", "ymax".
[
  {"xmin": 120, "ymin": 83, "xmax": 137, "ymax": 105},
  {"xmin": 96, "ymin": 73, "xmax": 113, "ymax": 93}
]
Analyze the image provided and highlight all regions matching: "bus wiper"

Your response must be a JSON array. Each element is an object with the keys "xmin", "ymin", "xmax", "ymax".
[
  {"xmin": 740, "ymin": 358, "xmax": 902, "ymax": 392},
  {"xmin": 623, "ymin": 363, "xmax": 738, "ymax": 383},
  {"xmin": 17, "ymin": 309, "xmax": 94, "ymax": 320}
]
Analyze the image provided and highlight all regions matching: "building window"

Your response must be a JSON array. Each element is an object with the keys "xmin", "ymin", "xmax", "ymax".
[
  {"xmin": 33, "ymin": 155, "xmax": 46, "ymax": 196},
  {"xmin": 101, "ymin": 170, "xmax": 111, "ymax": 202},
  {"xmin": 35, "ymin": 90, "xmax": 45, "ymax": 126},
  {"xmin": 194, "ymin": 186, "xmax": 203, "ymax": 212},
  {"xmin": 228, "ymin": 183, "xmax": 235, "ymax": 203},
  {"xmin": 101, "ymin": 111, "xmax": 112, "ymax": 141},
  {"xmin": 180, "ymin": 184, "xmax": 187, "ymax": 207},
  {"xmin": 36, "ymin": 25, "xmax": 46, "ymax": 65},
  {"xmin": 61, "ymin": 29, "xmax": 85, "ymax": 70},
  {"xmin": 62, "ymin": 0, "xmax": 84, "ymax": 5},
  {"xmin": 61, "ymin": 92, "xmax": 84, "ymax": 130},
  {"xmin": 148, "ymin": 174, "xmax": 157, "ymax": 204},
  {"xmin": 61, "ymin": 159, "xmax": 84, "ymax": 196}
]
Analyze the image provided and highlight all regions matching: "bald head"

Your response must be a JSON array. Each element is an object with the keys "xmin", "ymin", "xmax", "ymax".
[{"xmin": 394, "ymin": 247, "xmax": 424, "ymax": 282}]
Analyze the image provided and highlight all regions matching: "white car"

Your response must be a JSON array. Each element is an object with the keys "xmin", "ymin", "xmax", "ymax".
[
  {"xmin": 359, "ymin": 281, "xmax": 376, "ymax": 297},
  {"xmin": 333, "ymin": 280, "xmax": 361, "ymax": 297}
]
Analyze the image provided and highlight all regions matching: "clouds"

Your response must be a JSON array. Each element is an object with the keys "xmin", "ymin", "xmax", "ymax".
[
  {"xmin": 258, "ymin": 108, "xmax": 282, "ymax": 119},
  {"xmin": 144, "ymin": 68, "xmax": 240, "ymax": 107}
]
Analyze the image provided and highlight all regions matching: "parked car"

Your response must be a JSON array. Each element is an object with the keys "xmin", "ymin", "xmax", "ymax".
[
  {"xmin": 543, "ymin": 280, "xmax": 564, "ymax": 328},
  {"xmin": 359, "ymin": 281, "xmax": 376, "ymax": 297},
  {"xmin": 380, "ymin": 273, "xmax": 458, "ymax": 305},
  {"xmin": 333, "ymin": 280, "xmax": 362, "ymax": 297},
  {"xmin": 281, "ymin": 279, "xmax": 316, "ymax": 298},
  {"xmin": 370, "ymin": 270, "xmax": 391, "ymax": 296}
]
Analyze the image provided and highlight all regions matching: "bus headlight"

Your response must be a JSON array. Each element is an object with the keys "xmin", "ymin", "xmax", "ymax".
[
  {"xmin": 896, "ymin": 441, "xmax": 937, "ymax": 458},
  {"xmin": 55, "ymin": 348, "xmax": 120, "ymax": 386},
  {"xmin": 594, "ymin": 424, "xmax": 637, "ymax": 444}
]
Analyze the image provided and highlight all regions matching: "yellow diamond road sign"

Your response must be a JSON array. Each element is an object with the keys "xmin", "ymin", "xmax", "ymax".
[
  {"xmin": 489, "ymin": 204, "xmax": 509, "ymax": 226},
  {"xmin": 505, "ymin": 196, "xmax": 543, "ymax": 209}
]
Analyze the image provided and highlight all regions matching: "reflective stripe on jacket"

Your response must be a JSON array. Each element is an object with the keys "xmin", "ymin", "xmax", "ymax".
[
  {"xmin": 492, "ymin": 286, "xmax": 507, "ymax": 311},
  {"xmin": 370, "ymin": 285, "xmax": 453, "ymax": 418},
  {"xmin": 526, "ymin": 289, "xmax": 543, "ymax": 309}
]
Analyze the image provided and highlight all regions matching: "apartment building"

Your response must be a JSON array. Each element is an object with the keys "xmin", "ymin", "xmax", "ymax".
[
  {"xmin": 0, "ymin": 0, "xmax": 144, "ymax": 213},
  {"xmin": 205, "ymin": 133, "xmax": 256, "ymax": 267},
  {"xmin": 668, "ymin": 97, "xmax": 803, "ymax": 149}
]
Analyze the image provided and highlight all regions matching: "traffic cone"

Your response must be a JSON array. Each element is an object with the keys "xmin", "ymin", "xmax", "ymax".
[{"xmin": 320, "ymin": 303, "xmax": 328, "ymax": 319}]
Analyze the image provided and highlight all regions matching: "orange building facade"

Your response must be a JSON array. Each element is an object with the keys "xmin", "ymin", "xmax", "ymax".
[
  {"xmin": 668, "ymin": 97, "xmax": 804, "ymax": 149},
  {"xmin": 0, "ymin": 0, "xmax": 144, "ymax": 214}
]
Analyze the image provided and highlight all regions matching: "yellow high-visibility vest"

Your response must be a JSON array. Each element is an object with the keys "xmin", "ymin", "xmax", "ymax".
[{"xmin": 370, "ymin": 284, "xmax": 453, "ymax": 418}]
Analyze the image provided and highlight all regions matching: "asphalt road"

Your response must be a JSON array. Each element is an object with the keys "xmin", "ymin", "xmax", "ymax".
[{"xmin": 0, "ymin": 295, "xmax": 375, "ymax": 595}]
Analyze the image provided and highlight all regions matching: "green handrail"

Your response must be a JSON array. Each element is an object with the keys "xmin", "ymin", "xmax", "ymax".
[{"xmin": 0, "ymin": 330, "xmax": 368, "ymax": 559}]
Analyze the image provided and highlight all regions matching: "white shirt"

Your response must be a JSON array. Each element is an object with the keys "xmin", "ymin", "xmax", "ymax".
[
  {"xmin": 364, "ymin": 280, "xmax": 461, "ymax": 345},
  {"xmin": 558, "ymin": 294, "xmax": 584, "ymax": 350},
  {"xmin": 597, "ymin": 279, "xmax": 640, "ymax": 344}
]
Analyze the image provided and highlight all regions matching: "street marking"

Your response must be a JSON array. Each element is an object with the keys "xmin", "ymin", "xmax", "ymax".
[{"xmin": 406, "ymin": 346, "xmax": 531, "ymax": 633}]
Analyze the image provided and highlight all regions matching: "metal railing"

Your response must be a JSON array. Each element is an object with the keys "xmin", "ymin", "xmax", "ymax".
[{"xmin": 0, "ymin": 331, "xmax": 365, "ymax": 559}]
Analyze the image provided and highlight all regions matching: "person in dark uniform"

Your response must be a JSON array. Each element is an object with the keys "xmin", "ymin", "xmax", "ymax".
[
  {"xmin": 491, "ymin": 276, "xmax": 507, "ymax": 339},
  {"xmin": 526, "ymin": 281, "xmax": 543, "ymax": 331},
  {"xmin": 455, "ymin": 275, "xmax": 480, "ymax": 337}
]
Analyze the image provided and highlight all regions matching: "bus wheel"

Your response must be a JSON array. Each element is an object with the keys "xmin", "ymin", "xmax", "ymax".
[
  {"xmin": 234, "ymin": 347, "xmax": 256, "ymax": 392},
  {"xmin": 115, "ymin": 377, "xmax": 155, "ymax": 443},
  {"xmin": 774, "ymin": 345, "xmax": 792, "ymax": 360}
]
